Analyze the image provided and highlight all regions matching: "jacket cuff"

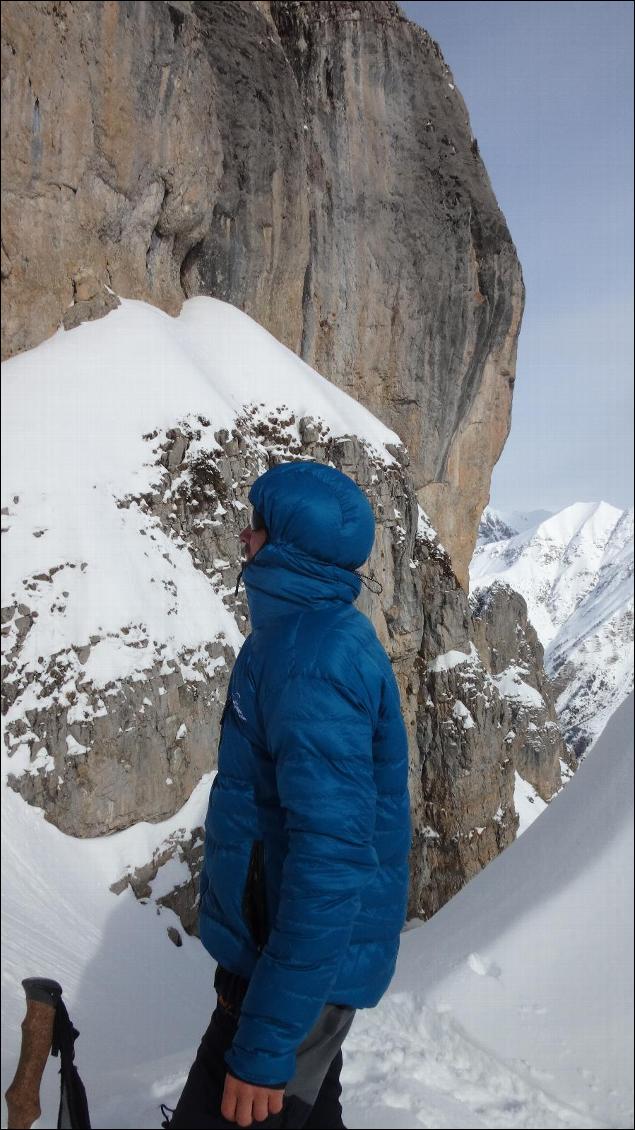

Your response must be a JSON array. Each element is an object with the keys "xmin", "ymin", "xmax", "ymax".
[{"xmin": 223, "ymin": 1052, "xmax": 288, "ymax": 1091}]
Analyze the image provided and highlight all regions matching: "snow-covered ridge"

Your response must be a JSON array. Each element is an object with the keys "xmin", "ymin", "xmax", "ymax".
[
  {"xmin": 1, "ymin": 297, "xmax": 406, "ymax": 786},
  {"xmin": 471, "ymin": 502, "xmax": 634, "ymax": 752},
  {"xmin": 1, "ymin": 296, "xmax": 402, "ymax": 515}
]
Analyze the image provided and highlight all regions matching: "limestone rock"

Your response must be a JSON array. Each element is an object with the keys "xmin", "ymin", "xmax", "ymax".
[
  {"xmin": 73, "ymin": 270, "xmax": 101, "ymax": 303},
  {"xmin": 111, "ymin": 825, "xmax": 205, "ymax": 937},
  {"xmin": 268, "ymin": 1, "xmax": 524, "ymax": 587},
  {"xmin": 470, "ymin": 583, "xmax": 575, "ymax": 799},
  {"xmin": 1, "ymin": 0, "xmax": 223, "ymax": 356},
  {"xmin": 1, "ymin": 0, "xmax": 524, "ymax": 581},
  {"xmin": 62, "ymin": 285, "xmax": 121, "ymax": 332}
]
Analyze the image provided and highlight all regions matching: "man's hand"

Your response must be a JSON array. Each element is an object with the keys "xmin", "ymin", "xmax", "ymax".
[{"xmin": 221, "ymin": 1073, "xmax": 285, "ymax": 1126}]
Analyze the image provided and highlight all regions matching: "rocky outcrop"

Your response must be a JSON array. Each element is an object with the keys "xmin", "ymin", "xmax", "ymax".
[
  {"xmin": 470, "ymin": 583, "xmax": 574, "ymax": 799},
  {"xmin": 4, "ymin": 633, "xmax": 234, "ymax": 837},
  {"xmin": 110, "ymin": 824, "xmax": 205, "ymax": 939},
  {"xmin": 409, "ymin": 548, "xmax": 572, "ymax": 917},
  {"xmin": 1, "ymin": 0, "xmax": 524, "ymax": 582},
  {"xmin": 408, "ymin": 541, "xmax": 518, "ymax": 918}
]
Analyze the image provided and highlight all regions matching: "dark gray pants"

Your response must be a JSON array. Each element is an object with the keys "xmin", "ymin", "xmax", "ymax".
[{"xmin": 167, "ymin": 998, "xmax": 355, "ymax": 1129}]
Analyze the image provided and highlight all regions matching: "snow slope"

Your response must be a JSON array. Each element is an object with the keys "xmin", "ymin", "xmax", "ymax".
[
  {"xmin": 2, "ymin": 688, "xmax": 632, "ymax": 1129},
  {"xmin": 367, "ymin": 692, "xmax": 633, "ymax": 1130},
  {"xmin": 471, "ymin": 504, "xmax": 634, "ymax": 752},
  {"xmin": 1, "ymin": 296, "xmax": 404, "ymax": 779}
]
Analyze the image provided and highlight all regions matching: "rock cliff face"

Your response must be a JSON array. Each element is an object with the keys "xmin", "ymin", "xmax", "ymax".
[
  {"xmin": 470, "ymin": 583, "xmax": 573, "ymax": 798},
  {"xmin": 1, "ymin": 0, "xmax": 524, "ymax": 583}
]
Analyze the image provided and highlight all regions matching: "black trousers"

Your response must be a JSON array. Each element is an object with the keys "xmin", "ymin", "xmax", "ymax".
[{"xmin": 167, "ymin": 991, "xmax": 354, "ymax": 1129}]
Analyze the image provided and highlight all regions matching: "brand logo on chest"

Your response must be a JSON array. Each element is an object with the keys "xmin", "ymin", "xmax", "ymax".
[{"xmin": 231, "ymin": 692, "xmax": 247, "ymax": 722}]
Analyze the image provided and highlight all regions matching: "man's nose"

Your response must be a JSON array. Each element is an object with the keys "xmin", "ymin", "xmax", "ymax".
[{"xmin": 239, "ymin": 527, "xmax": 251, "ymax": 543}]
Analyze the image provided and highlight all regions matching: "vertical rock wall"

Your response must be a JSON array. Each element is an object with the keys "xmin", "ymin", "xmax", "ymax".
[{"xmin": 1, "ymin": 0, "xmax": 524, "ymax": 582}]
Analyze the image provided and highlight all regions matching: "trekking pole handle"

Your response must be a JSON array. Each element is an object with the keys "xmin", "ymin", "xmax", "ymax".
[{"xmin": 5, "ymin": 978, "xmax": 62, "ymax": 1130}]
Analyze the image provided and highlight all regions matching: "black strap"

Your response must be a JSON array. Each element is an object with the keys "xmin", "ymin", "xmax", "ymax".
[
  {"xmin": 160, "ymin": 1102, "xmax": 175, "ymax": 1128},
  {"xmin": 51, "ymin": 999, "xmax": 91, "ymax": 1129}
]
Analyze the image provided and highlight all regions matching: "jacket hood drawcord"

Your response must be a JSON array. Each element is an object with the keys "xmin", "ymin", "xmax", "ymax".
[{"xmin": 355, "ymin": 571, "xmax": 383, "ymax": 595}]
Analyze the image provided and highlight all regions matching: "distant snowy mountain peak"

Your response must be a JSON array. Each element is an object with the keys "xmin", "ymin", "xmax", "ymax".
[
  {"xmin": 476, "ymin": 509, "xmax": 518, "ymax": 546},
  {"xmin": 473, "ymin": 501, "xmax": 628, "ymax": 643},
  {"xmin": 477, "ymin": 506, "xmax": 553, "ymax": 546},
  {"xmin": 471, "ymin": 501, "xmax": 634, "ymax": 755}
]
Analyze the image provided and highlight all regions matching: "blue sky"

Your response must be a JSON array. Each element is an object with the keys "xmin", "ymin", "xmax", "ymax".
[{"xmin": 400, "ymin": 1, "xmax": 633, "ymax": 513}]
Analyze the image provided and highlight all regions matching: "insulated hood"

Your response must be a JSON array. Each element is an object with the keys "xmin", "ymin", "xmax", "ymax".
[
  {"xmin": 248, "ymin": 461, "xmax": 376, "ymax": 570},
  {"xmin": 242, "ymin": 461, "xmax": 376, "ymax": 629}
]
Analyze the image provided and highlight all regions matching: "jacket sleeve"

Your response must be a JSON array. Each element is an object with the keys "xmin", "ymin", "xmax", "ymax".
[{"xmin": 224, "ymin": 672, "xmax": 378, "ymax": 1088}]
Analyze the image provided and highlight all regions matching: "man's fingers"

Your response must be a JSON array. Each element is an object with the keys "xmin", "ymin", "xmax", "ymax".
[
  {"xmin": 220, "ymin": 1074, "xmax": 238, "ymax": 1122},
  {"xmin": 268, "ymin": 1090, "xmax": 284, "ymax": 1116},
  {"xmin": 252, "ymin": 1093, "xmax": 270, "ymax": 1122},
  {"xmin": 221, "ymin": 1074, "xmax": 285, "ymax": 1125},
  {"xmin": 235, "ymin": 1091, "xmax": 254, "ymax": 1127}
]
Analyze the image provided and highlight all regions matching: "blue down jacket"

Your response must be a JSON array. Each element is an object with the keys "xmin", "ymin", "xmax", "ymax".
[{"xmin": 199, "ymin": 460, "xmax": 411, "ymax": 1087}]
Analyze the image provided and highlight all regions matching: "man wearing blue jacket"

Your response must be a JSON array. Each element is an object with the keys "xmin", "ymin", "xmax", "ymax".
[{"xmin": 169, "ymin": 460, "xmax": 411, "ymax": 1129}]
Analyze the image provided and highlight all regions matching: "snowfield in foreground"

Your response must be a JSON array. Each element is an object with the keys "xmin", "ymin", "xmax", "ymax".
[{"xmin": 2, "ymin": 697, "xmax": 632, "ymax": 1129}]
